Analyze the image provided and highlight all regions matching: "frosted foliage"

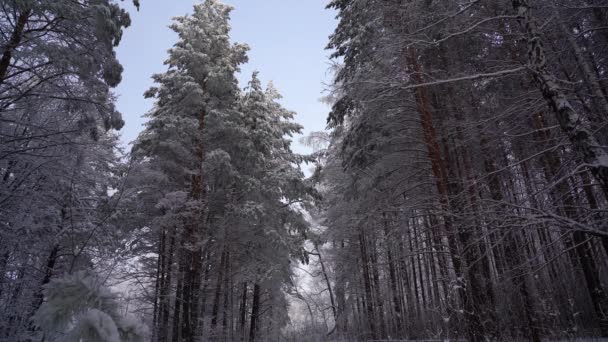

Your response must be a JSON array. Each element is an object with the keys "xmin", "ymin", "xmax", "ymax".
[
  {"xmin": 115, "ymin": 316, "xmax": 148, "ymax": 342},
  {"xmin": 127, "ymin": 3, "xmax": 314, "ymax": 338},
  {"xmin": 0, "ymin": 0, "xmax": 131, "ymax": 134},
  {"xmin": 65, "ymin": 309, "xmax": 120, "ymax": 342},
  {"xmin": 134, "ymin": 1, "xmax": 250, "ymax": 183},
  {"xmin": 152, "ymin": 0, "xmax": 248, "ymax": 106},
  {"xmin": 33, "ymin": 272, "xmax": 147, "ymax": 342}
]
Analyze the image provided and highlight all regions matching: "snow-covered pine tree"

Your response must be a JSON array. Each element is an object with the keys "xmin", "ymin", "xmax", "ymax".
[
  {"xmin": 230, "ymin": 73, "xmax": 313, "ymax": 341},
  {"xmin": 130, "ymin": 1, "xmax": 247, "ymax": 340},
  {"xmin": 129, "ymin": 13, "xmax": 314, "ymax": 337},
  {"xmin": 0, "ymin": 1, "xmax": 135, "ymax": 340}
]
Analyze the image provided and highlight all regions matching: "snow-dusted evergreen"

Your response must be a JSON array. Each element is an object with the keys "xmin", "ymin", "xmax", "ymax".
[
  {"xmin": 0, "ymin": 0, "xmax": 138, "ymax": 340},
  {"xmin": 125, "ymin": 2, "xmax": 314, "ymax": 341}
]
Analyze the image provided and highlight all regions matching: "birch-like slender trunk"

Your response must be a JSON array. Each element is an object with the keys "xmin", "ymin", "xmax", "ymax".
[{"xmin": 513, "ymin": 0, "xmax": 608, "ymax": 197}]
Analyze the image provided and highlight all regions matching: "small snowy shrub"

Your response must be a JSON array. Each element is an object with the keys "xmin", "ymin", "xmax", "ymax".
[{"xmin": 33, "ymin": 271, "xmax": 147, "ymax": 342}]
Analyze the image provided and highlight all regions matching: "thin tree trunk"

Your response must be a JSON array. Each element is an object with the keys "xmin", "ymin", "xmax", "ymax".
[
  {"xmin": 407, "ymin": 47, "xmax": 486, "ymax": 341},
  {"xmin": 211, "ymin": 249, "xmax": 227, "ymax": 332},
  {"xmin": 0, "ymin": 251, "xmax": 9, "ymax": 300},
  {"xmin": 407, "ymin": 219, "xmax": 420, "ymax": 322},
  {"xmin": 383, "ymin": 214, "xmax": 403, "ymax": 335},
  {"xmin": 172, "ymin": 256, "xmax": 185, "ymax": 342},
  {"xmin": 152, "ymin": 229, "xmax": 166, "ymax": 342},
  {"xmin": 559, "ymin": 20, "xmax": 608, "ymax": 121},
  {"xmin": 200, "ymin": 247, "xmax": 212, "ymax": 335},
  {"xmin": 513, "ymin": 0, "xmax": 608, "ymax": 197},
  {"xmin": 0, "ymin": 9, "xmax": 31, "ymax": 84},
  {"xmin": 221, "ymin": 251, "xmax": 230, "ymax": 341},
  {"xmin": 315, "ymin": 244, "xmax": 337, "ymax": 320},
  {"xmin": 358, "ymin": 231, "xmax": 377, "ymax": 339},
  {"xmin": 239, "ymin": 282, "xmax": 248, "ymax": 341},
  {"xmin": 534, "ymin": 111, "xmax": 608, "ymax": 336},
  {"xmin": 249, "ymin": 283, "xmax": 261, "ymax": 342},
  {"xmin": 369, "ymin": 236, "xmax": 387, "ymax": 339},
  {"xmin": 482, "ymin": 145, "xmax": 541, "ymax": 342},
  {"xmin": 335, "ymin": 240, "xmax": 347, "ymax": 336},
  {"xmin": 159, "ymin": 230, "xmax": 176, "ymax": 342},
  {"xmin": 180, "ymin": 104, "xmax": 207, "ymax": 341},
  {"xmin": 579, "ymin": 171, "xmax": 608, "ymax": 256},
  {"xmin": 30, "ymin": 245, "xmax": 59, "ymax": 318}
]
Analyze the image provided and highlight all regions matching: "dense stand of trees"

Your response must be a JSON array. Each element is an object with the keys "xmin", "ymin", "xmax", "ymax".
[
  {"xmin": 2, "ymin": 0, "xmax": 608, "ymax": 341},
  {"xmin": 306, "ymin": 0, "xmax": 608, "ymax": 341}
]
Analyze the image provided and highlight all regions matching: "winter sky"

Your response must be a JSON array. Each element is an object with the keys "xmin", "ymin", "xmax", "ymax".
[{"xmin": 115, "ymin": 0, "xmax": 337, "ymax": 157}]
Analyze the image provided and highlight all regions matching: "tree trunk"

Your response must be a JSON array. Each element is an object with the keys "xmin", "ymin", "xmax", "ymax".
[
  {"xmin": 534, "ymin": 111, "xmax": 608, "ymax": 336},
  {"xmin": 248, "ymin": 283, "xmax": 261, "ymax": 342},
  {"xmin": 211, "ymin": 249, "xmax": 227, "ymax": 332},
  {"xmin": 369, "ymin": 236, "xmax": 387, "ymax": 339},
  {"xmin": 152, "ymin": 229, "xmax": 166, "ymax": 342},
  {"xmin": 180, "ymin": 106, "xmax": 207, "ymax": 342},
  {"xmin": 199, "ymin": 247, "xmax": 212, "ymax": 335},
  {"xmin": 559, "ymin": 20, "xmax": 608, "ymax": 121},
  {"xmin": 239, "ymin": 282, "xmax": 248, "ymax": 341},
  {"xmin": 513, "ymin": 0, "xmax": 608, "ymax": 197},
  {"xmin": 221, "ymin": 251, "xmax": 231, "ymax": 341},
  {"xmin": 172, "ymin": 255, "xmax": 185, "ymax": 342},
  {"xmin": 383, "ymin": 214, "xmax": 402, "ymax": 335},
  {"xmin": 579, "ymin": 171, "xmax": 608, "ymax": 256},
  {"xmin": 0, "ymin": 9, "xmax": 31, "ymax": 84},
  {"xmin": 159, "ymin": 230, "xmax": 176, "ymax": 342},
  {"xmin": 358, "ymin": 231, "xmax": 377, "ymax": 339},
  {"xmin": 30, "ymin": 245, "xmax": 59, "ymax": 318},
  {"xmin": 482, "ymin": 143, "xmax": 541, "ymax": 342},
  {"xmin": 315, "ymin": 244, "xmax": 337, "ymax": 321},
  {"xmin": 407, "ymin": 47, "xmax": 486, "ymax": 341}
]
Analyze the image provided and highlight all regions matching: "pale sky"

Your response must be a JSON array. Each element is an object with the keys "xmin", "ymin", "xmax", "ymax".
[{"xmin": 115, "ymin": 0, "xmax": 336, "ymax": 156}]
